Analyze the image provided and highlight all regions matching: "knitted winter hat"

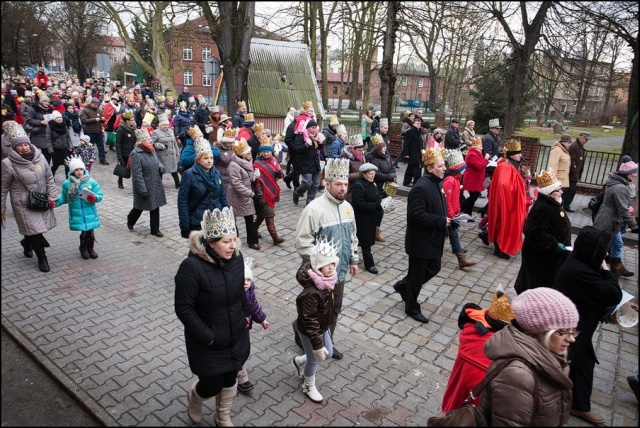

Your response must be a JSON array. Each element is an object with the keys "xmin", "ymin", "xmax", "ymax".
[
  {"xmin": 306, "ymin": 120, "xmax": 318, "ymax": 129},
  {"xmin": 511, "ymin": 287, "xmax": 579, "ymax": 335},
  {"xmin": 51, "ymin": 110, "xmax": 62, "ymax": 120},
  {"xmin": 65, "ymin": 155, "xmax": 85, "ymax": 173},
  {"xmin": 618, "ymin": 157, "xmax": 638, "ymax": 175}
]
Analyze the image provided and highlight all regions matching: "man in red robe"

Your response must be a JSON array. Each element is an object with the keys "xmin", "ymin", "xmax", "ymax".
[{"xmin": 486, "ymin": 138, "xmax": 527, "ymax": 259}]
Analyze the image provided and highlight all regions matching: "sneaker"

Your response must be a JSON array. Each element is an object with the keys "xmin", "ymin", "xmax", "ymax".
[{"xmin": 237, "ymin": 381, "xmax": 254, "ymax": 393}]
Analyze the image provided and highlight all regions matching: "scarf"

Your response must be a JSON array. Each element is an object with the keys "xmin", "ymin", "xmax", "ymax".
[
  {"xmin": 48, "ymin": 119, "xmax": 67, "ymax": 135},
  {"xmin": 349, "ymin": 147, "xmax": 363, "ymax": 161},
  {"xmin": 192, "ymin": 162, "xmax": 221, "ymax": 192},
  {"xmin": 253, "ymin": 156, "xmax": 281, "ymax": 208},
  {"xmin": 119, "ymin": 120, "xmax": 137, "ymax": 133},
  {"xmin": 137, "ymin": 141, "xmax": 154, "ymax": 153},
  {"xmin": 307, "ymin": 268, "xmax": 337, "ymax": 291},
  {"xmin": 63, "ymin": 110, "xmax": 82, "ymax": 133},
  {"xmin": 67, "ymin": 173, "xmax": 91, "ymax": 201}
]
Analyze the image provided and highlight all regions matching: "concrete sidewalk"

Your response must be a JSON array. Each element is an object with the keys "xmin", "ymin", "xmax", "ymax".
[{"xmin": 1, "ymin": 148, "xmax": 637, "ymax": 426}]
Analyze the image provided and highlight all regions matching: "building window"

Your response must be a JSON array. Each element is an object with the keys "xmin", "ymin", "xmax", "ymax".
[
  {"xmin": 184, "ymin": 70, "xmax": 193, "ymax": 86},
  {"xmin": 561, "ymin": 104, "xmax": 567, "ymax": 114},
  {"xmin": 344, "ymin": 87, "xmax": 349, "ymax": 95},
  {"xmin": 112, "ymin": 47, "xmax": 116, "ymax": 53},
  {"xmin": 332, "ymin": 86, "xmax": 338, "ymax": 95},
  {"xmin": 374, "ymin": 75, "xmax": 380, "ymax": 83},
  {"xmin": 564, "ymin": 84, "xmax": 571, "ymax": 94},
  {"xmin": 121, "ymin": 48, "xmax": 125, "ymax": 53},
  {"xmin": 202, "ymin": 46, "xmax": 211, "ymax": 61},
  {"xmin": 183, "ymin": 46, "xmax": 192, "ymax": 61},
  {"xmin": 402, "ymin": 77, "xmax": 407, "ymax": 87},
  {"xmin": 418, "ymin": 78, "xmax": 424, "ymax": 88},
  {"xmin": 203, "ymin": 73, "xmax": 211, "ymax": 86}
]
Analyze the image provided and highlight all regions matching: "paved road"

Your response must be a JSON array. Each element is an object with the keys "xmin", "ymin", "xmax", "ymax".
[{"xmin": 1, "ymin": 146, "xmax": 637, "ymax": 426}]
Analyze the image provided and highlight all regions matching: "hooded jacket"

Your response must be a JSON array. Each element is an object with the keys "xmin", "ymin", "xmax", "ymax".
[
  {"xmin": 295, "ymin": 261, "xmax": 334, "ymax": 350},
  {"xmin": 593, "ymin": 172, "xmax": 637, "ymax": 233},
  {"xmin": 481, "ymin": 323, "xmax": 573, "ymax": 426}
]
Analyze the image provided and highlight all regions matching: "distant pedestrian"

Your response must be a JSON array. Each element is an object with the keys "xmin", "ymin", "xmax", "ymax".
[
  {"xmin": 563, "ymin": 132, "xmax": 590, "ymax": 212},
  {"xmin": 444, "ymin": 117, "xmax": 461, "ymax": 149},
  {"xmin": 151, "ymin": 114, "xmax": 180, "ymax": 189}
]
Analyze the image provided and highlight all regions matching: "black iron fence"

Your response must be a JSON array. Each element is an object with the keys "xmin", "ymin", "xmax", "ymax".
[{"xmin": 536, "ymin": 145, "xmax": 619, "ymax": 187}]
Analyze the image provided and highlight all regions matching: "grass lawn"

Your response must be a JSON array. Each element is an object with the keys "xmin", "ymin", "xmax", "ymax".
[{"xmin": 514, "ymin": 125, "xmax": 626, "ymax": 141}]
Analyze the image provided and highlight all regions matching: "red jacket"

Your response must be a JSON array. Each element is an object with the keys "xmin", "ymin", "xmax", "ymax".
[
  {"xmin": 237, "ymin": 127, "xmax": 252, "ymax": 142},
  {"xmin": 443, "ymin": 174, "xmax": 462, "ymax": 218},
  {"xmin": 463, "ymin": 148, "xmax": 488, "ymax": 193},
  {"xmin": 36, "ymin": 72, "xmax": 50, "ymax": 89}
]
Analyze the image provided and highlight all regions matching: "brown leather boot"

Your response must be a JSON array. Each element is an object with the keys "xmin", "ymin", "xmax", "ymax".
[
  {"xmin": 455, "ymin": 252, "xmax": 476, "ymax": 271},
  {"xmin": 375, "ymin": 227, "xmax": 385, "ymax": 242},
  {"xmin": 265, "ymin": 217, "xmax": 285, "ymax": 244},
  {"xmin": 254, "ymin": 216, "xmax": 264, "ymax": 239},
  {"xmin": 610, "ymin": 258, "xmax": 635, "ymax": 277}
]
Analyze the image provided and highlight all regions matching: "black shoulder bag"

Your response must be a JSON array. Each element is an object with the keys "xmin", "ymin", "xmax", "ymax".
[{"xmin": 12, "ymin": 164, "xmax": 50, "ymax": 211}]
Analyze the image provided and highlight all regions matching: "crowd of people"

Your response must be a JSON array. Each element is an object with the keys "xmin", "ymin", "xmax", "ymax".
[{"xmin": 2, "ymin": 71, "xmax": 639, "ymax": 426}]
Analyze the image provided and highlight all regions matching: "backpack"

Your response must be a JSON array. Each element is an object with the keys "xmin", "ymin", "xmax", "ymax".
[{"xmin": 588, "ymin": 186, "xmax": 606, "ymax": 221}]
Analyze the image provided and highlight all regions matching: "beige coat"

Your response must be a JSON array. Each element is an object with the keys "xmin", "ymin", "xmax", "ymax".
[
  {"xmin": 1, "ymin": 145, "xmax": 59, "ymax": 236},
  {"xmin": 548, "ymin": 142, "xmax": 571, "ymax": 187}
]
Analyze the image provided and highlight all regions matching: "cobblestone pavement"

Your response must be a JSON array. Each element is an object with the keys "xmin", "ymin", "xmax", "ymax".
[{"xmin": 2, "ymin": 149, "xmax": 638, "ymax": 426}]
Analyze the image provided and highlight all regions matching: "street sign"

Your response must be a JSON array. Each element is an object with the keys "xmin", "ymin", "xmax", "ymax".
[
  {"xmin": 204, "ymin": 57, "xmax": 221, "ymax": 80},
  {"xmin": 25, "ymin": 67, "xmax": 36, "ymax": 79},
  {"xmin": 96, "ymin": 54, "xmax": 111, "ymax": 74}
]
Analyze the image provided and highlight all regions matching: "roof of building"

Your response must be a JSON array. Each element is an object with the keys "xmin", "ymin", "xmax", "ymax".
[
  {"xmin": 103, "ymin": 36, "xmax": 127, "ymax": 48},
  {"xmin": 248, "ymin": 38, "xmax": 325, "ymax": 119}
]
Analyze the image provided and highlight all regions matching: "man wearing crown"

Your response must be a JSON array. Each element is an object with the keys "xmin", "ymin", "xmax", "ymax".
[
  {"xmin": 233, "ymin": 100, "xmax": 247, "ymax": 129},
  {"xmin": 484, "ymin": 138, "xmax": 527, "ymax": 259},
  {"xmin": 293, "ymin": 157, "xmax": 359, "ymax": 360}
]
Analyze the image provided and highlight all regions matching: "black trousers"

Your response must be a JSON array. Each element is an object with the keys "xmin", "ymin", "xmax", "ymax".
[
  {"xmin": 564, "ymin": 181, "xmax": 578, "ymax": 209},
  {"xmin": 403, "ymin": 164, "xmax": 421, "ymax": 186},
  {"xmin": 127, "ymin": 207, "xmax": 160, "ymax": 232},
  {"xmin": 399, "ymin": 256, "xmax": 441, "ymax": 316},
  {"xmin": 196, "ymin": 371, "xmax": 238, "ymax": 399},
  {"xmin": 569, "ymin": 335, "xmax": 596, "ymax": 411},
  {"xmin": 242, "ymin": 215, "xmax": 259, "ymax": 245},
  {"xmin": 461, "ymin": 191, "xmax": 481, "ymax": 215},
  {"xmin": 51, "ymin": 148, "xmax": 70, "ymax": 178},
  {"xmin": 361, "ymin": 245, "xmax": 375, "ymax": 270}
]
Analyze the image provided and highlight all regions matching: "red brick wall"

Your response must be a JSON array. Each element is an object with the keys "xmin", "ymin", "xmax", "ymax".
[{"xmin": 388, "ymin": 122, "xmax": 402, "ymax": 159}]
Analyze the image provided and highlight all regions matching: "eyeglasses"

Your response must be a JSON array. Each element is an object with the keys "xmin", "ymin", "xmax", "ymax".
[{"xmin": 554, "ymin": 330, "xmax": 580, "ymax": 339}]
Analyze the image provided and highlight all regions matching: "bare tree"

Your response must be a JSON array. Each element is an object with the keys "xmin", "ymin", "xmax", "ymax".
[
  {"xmin": 317, "ymin": 2, "xmax": 339, "ymax": 109},
  {"xmin": 1, "ymin": 1, "xmax": 54, "ymax": 72},
  {"xmin": 380, "ymin": 1, "xmax": 400, "ymax": 121}
]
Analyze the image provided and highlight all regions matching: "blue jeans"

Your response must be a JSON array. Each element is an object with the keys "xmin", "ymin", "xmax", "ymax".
[
  {"xmin": 298, "ymin": 330, "xmax": 333, "ymax": 377},
  {"xmin": 296, "ymin": 172, "xmax": 320, "ymax": 205},
  {"xmin": 447, "ymin": 226, "xmax": 463, "ymax": 253},
  {"xmin": 609, "ymin": 231, "xmax": 623, "ymax": 258},
  {"xmin": 88, "ymin": 132, "xmax": 106, "ymax": 162}
]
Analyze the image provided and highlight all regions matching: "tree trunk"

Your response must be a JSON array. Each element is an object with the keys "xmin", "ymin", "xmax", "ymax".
[
  {"xmin": 318, "ymin": 3, "xmax": 328, "ymax": 109},
  {"xmin": 621, "ymin": 41, "xmax": 638, "ymax": 161},
  {"xmin": 380, "ymin": 1, "xmax": 399, "ymax": 120},
  {"xmin": 348, "ymin": 29, "xmax": 362, "ymax": 111}
]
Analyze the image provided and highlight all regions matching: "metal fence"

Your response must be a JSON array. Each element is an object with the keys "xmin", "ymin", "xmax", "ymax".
[{"xmin": 536, "ymin": 145, "xmax": 620, "ymax": 187}]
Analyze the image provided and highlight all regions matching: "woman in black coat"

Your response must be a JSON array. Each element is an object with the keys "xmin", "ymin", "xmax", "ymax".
[
  {"xmin": 514, "ymin": 174, "xmax": 571, "ymax": 295},
  {"xmin": 175, "ymin": 207, "xmax": 250, "ymax": 426},
  {"xmin": 553, "ymin": 226, "xmax": 622, "ymax": 425},
  {"xmin": 367, "ymin": 138, "xmax": 396, "ymax": 242},
  {"xmin": 351, "ymin": 163, "xmax": 382, "ymax": 274},
  {"xmin": 402, "ymin": 116, "xmax": 424, "ymax": 187}
]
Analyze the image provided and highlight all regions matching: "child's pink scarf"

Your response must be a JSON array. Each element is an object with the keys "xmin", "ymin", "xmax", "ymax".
[{"xmin": 307, "ymin": 269, "xmax": 337, "ymax": 291}]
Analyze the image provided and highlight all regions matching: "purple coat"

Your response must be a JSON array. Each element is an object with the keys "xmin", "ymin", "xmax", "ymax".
[{"xmin": 246, "ymin": 282, "xmax": 266, "ymax": 328}]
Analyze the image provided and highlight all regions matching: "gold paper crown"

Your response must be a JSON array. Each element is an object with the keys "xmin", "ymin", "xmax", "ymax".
[
  {"xmin": 444, "ymin": 149, "xmax": 464, "ymax": 168},
  {"xmin": 253, "ymin": 122, "xmax": 265, "ymax": 134},
  {"xmin": 243, "ymin": 113, "xmax": 254, "ymax": 123},
  {"xmin": 302, "ymin": 101, "xmax": 313, "ymax": 111},
  {"xmin": 134, "ymin": 128, "xmax": 151, "ymax": 143},
  {"xmin": 232, "ymin": 138, "xmax": 251, "ymax": 156},
  {"xmin": 237, "ymin": 100, "xmax": 246, "ymax": 108},
  {"xmin": 258, "ymin": 133, "xmax": 272, "ymax": 147},
  {"xmin": 422, "ymin": 147, "xmax": 444, "ymax": 166},
  {"xmin": 179, "ymin": 101, "xmax": 187, "ymax": 109},
  {"xmin": 487, "ymin": 285, "xmax": 516, "ymax": 323},
  {"xmin": 194, "ymin": 138, "xmax": 212, "ymax": 156},
  {"xmin": 188, "ymin": 126, "xmax": 203, "ymax": 139},
  {"xmin": 325, "ymin": 158, "xmax": 350, "ymax": 181},
  {"xmin": 329, "ymin": 116, "xmax": 339, "ymax": 125},
  {"xmin": 349, "ymin": 134, "xmax": 364, "ymax": 147},
  {"xmin": 201, "ymin": 207, "xmax": 237, "ymax": 240},
  {"xmin": 223, "ymin": 128, "xmax": 237, "ymax": 139},
  {"xmin": 506, "ymin": 138, "xmax": 521, "ymax": 153},
  {"xmin": 471, "ymin": 137, "xmax": 482, "ymax": 148},
  {"xmin": 157, "ymin": 96, "xmax": 165, "ymax": 103},
  {"xmin": 371, "ymin": 134, "xmax": 384, "ymax": 146},
  {"xmin": 535, "ymin": 169, "xmax": 557, "ymax": 189},
  {"xmin": 122, "ymin": 109, "xmax": 134, "ymax": 120}
]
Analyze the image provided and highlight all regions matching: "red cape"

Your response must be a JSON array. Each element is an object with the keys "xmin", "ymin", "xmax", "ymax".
[{"xmin": 487, "ymin": 159, "xmax": 527, "ymax": 255}]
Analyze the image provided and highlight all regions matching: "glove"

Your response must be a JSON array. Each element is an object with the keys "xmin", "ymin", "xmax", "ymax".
[
  {"xmin": 140, "ymin": 192, "xmax": 149, "ymax": 199},
  {"xmin": 245, "ymin": 316, "xmax": 251, "ymax": 329},
  {"xmin": 262, "ymin": 320, "xmax": 270, "ymax": 329},
  {"xmin": 86, "ymin": 195, "xmax": 97, "ymax": 203},
  {"xmin": 389, "ymin": 173, "xmax": 396, "ymax": 180},
  {"xmin": 48, "ymin": 201, "xmax": 55, "ymax": 209},
  {"xmin": 630, "ymin": 227, "xmax": 639, "ymax": 234},
  {"xmin": 181, "ymin": 230, "xmax": 191, "ymax": 239},
  {"xmin": 313, "ymin": 347, "xmax": 329, "ymax": 361},
  {"xmin": 555, "ymin": 242, "xmax": 567, "ymax": 252}
]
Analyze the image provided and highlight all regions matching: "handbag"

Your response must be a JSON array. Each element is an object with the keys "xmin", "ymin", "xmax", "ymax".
[
  {"xmin": 113, "ymin": 163, "xmax": 131, "ymax": 179},
  {"xmin": 23, "ymin": 121, "xmax": 40, "ymax": 133},
  {"xmin": 427, "ymin": 358, "xmax": 538, "ymax": 427},
  {"xmin": 27, "ymin": 191, "xmax": 50, "ymax": 211}
]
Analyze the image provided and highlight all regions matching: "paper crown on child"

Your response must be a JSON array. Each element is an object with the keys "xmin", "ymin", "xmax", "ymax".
[
  {"xmin": 253, "ymin": 122, "xmax": 265, "ymax": 134},
  {"xmin": 422, "ymin": 147, "xmax": 444, "ymax": 166},
  {"xmin": 258, "ymin": 134, "xmax": 273, "ymax": 153},
  {"xmin": 64, "ymin": 154, "xmax": 85, "ymax": 172},
  {"xmin": 444, "ymin": 149, "xmax": 465, "ymax": 171},
  {"xmin": 134, "ymin": 128, "xmax": 151, "ymax": 143},
  {"xmin": 188, "ymin": 126, "xmax": 203, "ymax": 139},
  {"xmin": 310, "ymin": 236, "xmax": 341, "ymax": 273},
  {"xmin": 232, "ymin": 138, "xmax": 251, "ymax": 156},
  {"xmin": 471, "ymin": 136, "xmax": 483, "ymax": 148},
  {"xmin": 194, "ymin": 137, "xmax": 212, "ymax": 156},
  {"xmin": 371, "ymin": 133, "xmax": 384, "ymax": 146},
  {"xmin": 122, "ymin": 109, "xmax": 134, "ymax": 120},
  {"xmin": 201, "ymin": 207, "xmax": 237, "ymax": 240},
  {"xmin": 302, "ymin": 101, "xmax": 313, "ymax": 112},
  {"xmin": 244, "ymin": 256, "xmax": 254, "ymax": 280},
  {"xmin": 349, "ymin": 134, "xmax": 364, "ymax": 148},
  {"xmin": 221, "ymin": 128, "xmax": 238, "ymax": 143},
  {"xmin": 336, "ymin": 124, "xmax": 347, "ymax": 135},
  {"xmin": 487, "ymin": 284, "xmax": 516, "ymax": 324},
  {"xmin": 536, "ymin": 170, "xmax": 562, "ymax": 196},
  {"xmin": 3, "ymin": 121, "xmax": 28, "ymax": 142},
  {"xmin": 325, "ymin": 158, "xmax": 350, "ymax": 181},
  {"xmin": 506, "ymin": 138, "xmax": 521, "ymax": 154},
  {"xmin": 237, "ymin": 100, "xmax": 246, "ymax": 108},
  {"xmin": 380, "ymin": 118, "xmax": 389, "ymax": 127}
]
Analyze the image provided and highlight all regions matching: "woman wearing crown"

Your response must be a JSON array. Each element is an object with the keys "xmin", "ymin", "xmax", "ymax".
[
  {"xmin": 253, "ymin": 134, "xmax": 285, "ymax": 244},
  {"xmin": 175, "ymin": 207, "xmax": 250, "ymax": 426}
]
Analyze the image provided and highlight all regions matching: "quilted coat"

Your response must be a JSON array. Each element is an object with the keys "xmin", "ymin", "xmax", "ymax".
[
  {"xmin": 129, "ymin": 145, "xmax": 167, "ymax": 211},
  {"xmin": 151, "ymin": 127, "xmax": 179, "ymax": 174},
  {"xmin": 226, "ymin": 156, "xmax": 255, "ymax": 217},
  {"xmin": 174, "ymin": 232, "xmax": 250, "ymax": 377},
  {"xmin": 55, "ymin": 171, "xmax": 103, "ymax": 231},
  {"xmin": 295, "ymin": 262, "xmax": 334, "ymax": 351},
  {"xmin": 1, "ymin": 145, "xmax": 59, "ymax": 236},
  {"xmin": 177, "ymin": 164, "xmax": 228, "ymax": 233}
]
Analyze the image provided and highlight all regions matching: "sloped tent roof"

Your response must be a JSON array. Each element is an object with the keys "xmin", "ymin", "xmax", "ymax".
[{"xmin": 248, "ymin": 38, "xmax": 325, "ymax": 120}]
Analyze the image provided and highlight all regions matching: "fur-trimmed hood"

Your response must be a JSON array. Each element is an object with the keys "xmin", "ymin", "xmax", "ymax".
[{"xmin": 188, "ymin": 230, "xmax": 242, "ymax": 265}]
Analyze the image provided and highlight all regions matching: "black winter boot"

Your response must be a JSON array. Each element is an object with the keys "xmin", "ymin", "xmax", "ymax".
[
  {"xmin": 36, "ymin": 253, "xmax": 50, "ymax": 272},
  {"xmin": 79, "ymin": 233, "xmax": 90, "ymax": 259},
  {"xmin": 20, "ymin": 239, "xmax": 33, "ymax": 258},
  {"xmin": 86, "ymin": 231, "xmax": 98, "ymax": 259}
]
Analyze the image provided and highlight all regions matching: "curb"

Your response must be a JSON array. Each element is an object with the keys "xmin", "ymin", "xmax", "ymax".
[{"xmin": 1, "ymin": 315, "xmax": 120, "ymax": 427}]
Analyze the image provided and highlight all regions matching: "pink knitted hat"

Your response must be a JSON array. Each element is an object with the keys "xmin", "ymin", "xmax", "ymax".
[
  {"xmin": 618, "ymin": 159, "xmax": 638, "ymax": 176},
  {"xmin": 511, "ymin": 288, "xmax": 579, "ymax": 335}
]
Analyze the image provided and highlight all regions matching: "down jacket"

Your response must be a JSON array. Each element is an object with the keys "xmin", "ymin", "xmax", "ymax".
[
  {"xmin": 1, "ymin": 145, "xmax": 59, "ymax": 236},
  {"xmin": 226, "ymin": 156, "xmax": 255, "ymax": 217},
  {"xmin": 55, "ymin": 170, "xmax": 103, "ymax": 231},
  {"xmin": 462, "ymin": 147, "xmax": 488, "ymax": 193},
  {"xmin": 174, "ymin": 231, "xmax": 250, "ymax": 377},
  {"xmin": 177, "ymin": 164, "xmax": 228, "ymax": 234},
  {"xmin": 481, "ymin": 323, "xmax": 573, "ymax": 427},
  {"xmin": 23, "ymin": 102, "xmax": 52, "ymax": 151},
  {"xmin": 129, "ymin": 146, "xmax": 167, "ymax": 212},
  {"xmin": 295, "ymin": 261, "xmax": 334, "ymax": 350}
]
